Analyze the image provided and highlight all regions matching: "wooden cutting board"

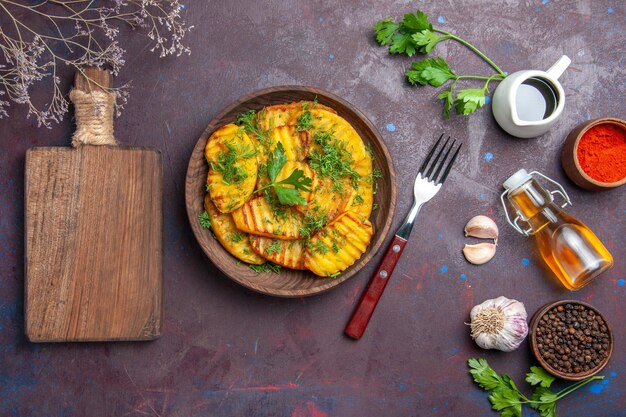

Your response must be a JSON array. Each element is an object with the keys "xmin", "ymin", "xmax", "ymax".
[{"xmin": 25, "ymin": 68, "xmax": 163, "ymax": 342}]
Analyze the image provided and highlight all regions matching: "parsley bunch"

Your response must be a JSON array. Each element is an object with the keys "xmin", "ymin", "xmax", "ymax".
[
  {"xmin": 256, "ymin": 142, "xmax": 312, "ymax": 206},
  {"xmin": 375, "ymin": 10, "xmax": 507, "ymax": 117},
  {"xmin": 468, "ymin": 358, "xmax": 605, "ymax": 417}
]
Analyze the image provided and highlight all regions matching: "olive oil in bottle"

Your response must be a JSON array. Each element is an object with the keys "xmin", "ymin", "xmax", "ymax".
[{"xmin": 501, "ymin": 169, "xmax": 613, "ymax": 290}]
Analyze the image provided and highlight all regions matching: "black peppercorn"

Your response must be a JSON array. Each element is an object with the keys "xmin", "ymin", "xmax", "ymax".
[{"xmin": 535, "ymin": 302, "xmax": 611, "ymax": 375}]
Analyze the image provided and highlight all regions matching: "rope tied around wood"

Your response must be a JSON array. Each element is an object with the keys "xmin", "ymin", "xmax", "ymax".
[{"xmin": 69, "ymin": 88, "xmax": 116, "ymax": 147}]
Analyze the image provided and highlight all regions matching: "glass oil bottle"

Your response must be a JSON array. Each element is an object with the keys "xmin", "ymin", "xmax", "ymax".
[{"xmin": 501, "ymin": 169, "xmax": 613, "ymax": 290}]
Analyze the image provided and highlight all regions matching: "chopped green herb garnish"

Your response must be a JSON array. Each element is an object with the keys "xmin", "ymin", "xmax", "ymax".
[
  {"xmin": 229, "ymin": 232, "xmax": 244, "ymax": 243},
  {"xmin": 329, "ymin": 271, "xmax": 341, "ymax": 278},
  {"xmin": 372, "ymin": 203, "xmax": 379, "ymax": 211},
  {"xmin": 296, "ymin": 109, "xmax": 314, "ymax": 132},
  {"xmin": 265, "ymin": 239, "xmax": 283, "ymax": 256},
  {"xmin": 353, "ymin": 194, "xmax": 364, "ymax": 205},
  {"xmin": 211, "ymin": 140, "xmax": 256, "ymax": 185},
  {"xmin": 299, "ymin": 212, "xmax": 328, "ymax": 240},
  {"xmin": 237, "ymin": 109, "xmax": 273, "ymax": 149},
  {"xmin": 249, "ymin": 262, "xmax": 281, "ymax": 274},
  {"xmin": 198, "ymin": 211, "xmax": 211, "ymax": 230},
  {"xmin": 312, "ymin": 240, "xmax": 329, "ymax": 255},
  {"xmin": 308, "ymin": 130, "xmax": 359, "ymax": 192}
]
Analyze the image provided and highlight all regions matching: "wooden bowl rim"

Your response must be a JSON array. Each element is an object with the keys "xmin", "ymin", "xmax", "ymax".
[
  {"xmin": 185, "ymin": 86, "xmax": 397, "ymax": 297},
  {"xmin": 568, "ymin": 117, "xmax": 626, "ymax": 188},
  {"xmin": 529, "ymin": 300, "xmax": 613, "ymax": 381}
]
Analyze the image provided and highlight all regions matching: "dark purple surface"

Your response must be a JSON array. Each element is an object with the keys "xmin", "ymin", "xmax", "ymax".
[{"xmin": 1, "ymin": 1, "xmax": 624, "ymax": 416}]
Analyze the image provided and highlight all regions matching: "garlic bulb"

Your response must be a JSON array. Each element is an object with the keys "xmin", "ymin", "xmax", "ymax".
[{"xmin": 469, "ymin": 296, "xmax": 528, "ymax": 352}]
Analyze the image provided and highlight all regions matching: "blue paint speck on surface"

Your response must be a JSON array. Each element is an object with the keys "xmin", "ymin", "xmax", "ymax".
[
  {"xmin": 485, "ymin": 96, "xmax": 492, "ymax": 104},
  {"xmin": 483, "ymin": 152, "xmax": 494, "ymax": 162},
  {"xmin": 504, "ymin": 71, "xmax": 509, "ymax": 76},
  {"xmin": 179, "ymin": 4, "xmax": 186, "ymax": 9},
  {"xmin": 610, "ymin": 372, "xmax": 617, "ymax": 377},
  {"xmin": 559, "ymin": 15, "xmax": 564, "ymax": 20},
  {"xmin": 542, "ymin": 0, "xmax": 549, "ymax": 5},
  {"xmin": 437, "ymin": 233, "xmax": 443, "ymax": 239},
  {"xmin": 399, "ymin": 384, "xmax": 406, "ymax": 390},
  {"xmin": 460, "ymin": 274, "xmax": 467, "ymax": 281},
  {"xmin": 437, "ymin": 16, "xmax": 445, "ymax": 24},
  {"xmin": 319, "ymin": 16, "xmax": 324, "ymax": 22},
  {"xmin": 441, "ymin": 265, "xmax": 448, "ymax": 273},
  {"xmin": 617, "ymin": 279, "xmax": 625, "ymax": 286},
  {"xmin": 602, "ymin": 379, "xmax": 609, "ymax": 385},
  {"xmin": 329, "ymin": 53, "xmax": 334, "ymax": 60},
  {"xmin": 608, "ymin": 7, "xmax": 613, "ymax": 13},
  {"xmin": 479, "ymin": 193, "xmax": 486, "ymax": 199},
  {"xmin": 386, "ymin": 123, "xmax": 396, "ymax": 132},
  {"xmin": 522, "ymin": 258, "xmax": 530, "ymax": 266},
  {"xmin": 432, "ymin": 407, "xmax": 438, "ymax": 411},
  {"xmin": 589, "ymin": 383, "xmax": 605, "ymax": 394}
]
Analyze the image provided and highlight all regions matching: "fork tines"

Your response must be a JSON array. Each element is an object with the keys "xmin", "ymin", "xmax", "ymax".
[{"xmin": 418, "ymin": 134, "xmax": 462, "ymax": 185}]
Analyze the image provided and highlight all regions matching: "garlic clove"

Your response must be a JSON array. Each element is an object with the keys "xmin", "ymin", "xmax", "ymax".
[
  {"xmin": 464, "ymin": 215, "xmax": 499, "ymax": 242},
  {"xmin": 463, "ymin": 242, "xmax": 497, "ymax": 265}
]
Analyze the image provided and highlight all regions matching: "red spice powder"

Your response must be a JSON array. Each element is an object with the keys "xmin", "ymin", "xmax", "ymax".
[{"xmin": 577, "ymin": 123, "xmax": 626, "ymax": 183}]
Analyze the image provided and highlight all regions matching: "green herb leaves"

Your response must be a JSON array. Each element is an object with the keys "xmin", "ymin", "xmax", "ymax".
[
  {"xmin": 407, "ymin": 58, "xmax": 456, "ymax": 87},
  {"xmin": 256, "ymin": 142, "xmax": 312, "ymax": 206},
  {"xmin": 468, "ymin": 358, "xmax": 605, "ymax": 417},
  {"xmin": 211, "ymin": 139, "xmax": 256, "ymax": 185},
  {"xmin": 374, "ymin": 9, "xmax": 506, "ymax": 118},
  {"xmin": 525, "ymin": 366, "xmax": 556, "ymax": 388},
  {"xmin": 198, "ymin": 211, "xmax": 211, "ymax": 230},
  {"xmin": 455, "ymin": 88, "xmax": 488, "ymax": 115},
  {"xmin": 249, "ymin": 262, "xmax": 281, "ymax": 274},
  {"xmin": 309, "ymin": 130, "xmax": 358, "ymax": 193},
  {"xmin": 374, "ymin": 11, "xmax": 438, "ymax": 56}
]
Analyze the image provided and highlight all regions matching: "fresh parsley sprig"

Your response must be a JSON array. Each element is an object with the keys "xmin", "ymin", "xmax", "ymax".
[
  {"xmin": 198, "ymin": 211, "xmax": 211, "ymax": 230},
  {"xmin": 468, "ymin": 358, "xmax": 605, "ymax": 417},
  {"xmin": 375, "ymin": 10, "xmax": 507, "ymax": 117},
  {"xmin": 255, "ymin": 142, "xmax": 312, "ymax": 206}
]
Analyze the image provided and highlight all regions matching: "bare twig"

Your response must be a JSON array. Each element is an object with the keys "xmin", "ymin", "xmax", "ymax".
[{"xmin": 0, "ymin": 0, "xmax": 192, "ymax": 127}]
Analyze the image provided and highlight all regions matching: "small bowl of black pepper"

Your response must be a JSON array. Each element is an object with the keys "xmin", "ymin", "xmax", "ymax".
[{"xmin": 529, "ymin": 300, "xmax": 613, "ymax": 381}]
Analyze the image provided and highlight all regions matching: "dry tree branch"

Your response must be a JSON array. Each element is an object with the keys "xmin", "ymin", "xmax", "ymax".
[{"xmin": 0, "ymin": 0, "xmax": 192, "ymax": 127}]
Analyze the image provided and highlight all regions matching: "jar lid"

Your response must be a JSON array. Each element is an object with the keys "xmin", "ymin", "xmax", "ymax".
[{"xmin": 503, "ymin": 169, "xmax": 532, "ymax": 191}]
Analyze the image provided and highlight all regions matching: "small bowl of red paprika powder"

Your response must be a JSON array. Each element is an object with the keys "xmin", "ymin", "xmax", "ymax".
[{"xmin": 562, "ymin": 117, "xmax": 626, "ymax": 191}]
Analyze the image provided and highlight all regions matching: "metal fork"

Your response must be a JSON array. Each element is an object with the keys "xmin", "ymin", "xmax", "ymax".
[{"xmin": 345, "ymin": 135, "xmax": 462, "ymax": 340}]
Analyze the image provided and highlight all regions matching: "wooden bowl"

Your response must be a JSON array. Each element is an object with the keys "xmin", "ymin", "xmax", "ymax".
[
  {"xmin": 561, "ymin": 117, "xmax": 626, "ymax": 191},
  {"xmin": 185, "ymin": 86, "xmax": 397, "ymax": 297},
  {"xmin": 529, "ymin": 300, "xmax": 613, "ymax": 381}
]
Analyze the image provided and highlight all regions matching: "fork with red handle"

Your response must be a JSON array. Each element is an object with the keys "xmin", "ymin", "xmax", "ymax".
[{"xmin": 345, "ymin": 135, "xmax": 462, "ymax": 339}]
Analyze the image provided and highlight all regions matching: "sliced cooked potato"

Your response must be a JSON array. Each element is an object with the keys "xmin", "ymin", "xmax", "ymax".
[
  {"xmin": 249, "ymin": 236, "xmax": 306, "ymax": 270},
  {"xmin": 295, "ymin": 174, "xmax": 350, "ymax": 223},
  {"xmin": 304, "ymin": 211, "xmax": 373, "ymax": 277},
  {"xmin": 204, "ymin": 195, "xmax": 264, "ymax": 265},
  {"xmin": 205, "ymin": 124, "xmax": 258, "ymax": 213},
  {"xmin": 258, "ymin": 101, "xmax": 336, "ymax": 131},
  {"xmin": 271, "ymin": 126, "xmax": 310, "ymax": 161},
  {"xmin": 232, "ymin": 196, "xmax": 305, "ymax": 240},
  {"xmin": 345, "ymin": 156, "xmax": 374, "ymax": 218},
  {"xmin": 308, "ymin": 109, "xmax": 368, "ymax": 163}
]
